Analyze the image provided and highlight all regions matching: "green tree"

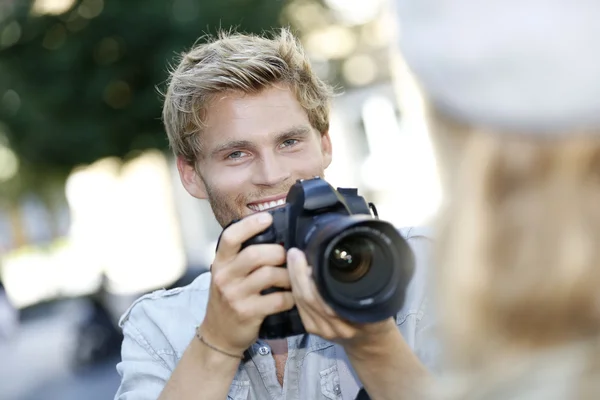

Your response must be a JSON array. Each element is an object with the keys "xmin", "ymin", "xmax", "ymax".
[
  {"xmin": 0, "ymin": 0, "xmax": 286, "ymax": 247},
  {"xmin": 0, "ymin": 0, "xmax": 286, "ymax": 187}
]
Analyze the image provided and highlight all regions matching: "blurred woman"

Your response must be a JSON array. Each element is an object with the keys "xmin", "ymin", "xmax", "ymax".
[{"xmin": 395, "ymin": 0, "xmax": 600, "ymax": 398}]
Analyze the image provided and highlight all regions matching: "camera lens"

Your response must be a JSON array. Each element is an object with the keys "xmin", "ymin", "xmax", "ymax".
[
  {"xmin": 318, "ymin": 225, "xmax": 400, "ymax": 307},
  {"xmin": 305, "ymin": 217, "xmax": 415, "ymax": 324},
  {"xmin": 327, "ymin": 236, "xmax": 374, "ymax": 283}
]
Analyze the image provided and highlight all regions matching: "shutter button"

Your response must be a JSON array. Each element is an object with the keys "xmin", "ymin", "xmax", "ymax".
[{"xmin": 258, "ymin": 345, "xmax": 270, "ymax": 356}]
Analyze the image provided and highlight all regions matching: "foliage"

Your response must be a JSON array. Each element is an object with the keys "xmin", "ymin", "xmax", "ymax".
[{"xmin": 0, "ymin": 0, "xmax": 286, "ymax": 186}]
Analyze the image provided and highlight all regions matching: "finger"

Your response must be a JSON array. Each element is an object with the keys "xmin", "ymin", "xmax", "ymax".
[
  {"xmin": 294, "ymin": 299, "xmax": 341, "ymax": 340},
  {"xmin": 231, "ymin": 244, "xmax": 286, "ymax": 277},
  {"xmin": 287, "ymin": 248, "xmax": 336, "ymax": 317},
  {"xmin": 294, "ymin": 291, "xmax": 358, "ymax": 341},
  {"xmin": 286, "ymin": 248, "xmax": 311, "ymax": 295},
  {"xmin": 304, "ymin": 271, "xmax": 337, "ymax": 317},
  {"xmin": 294, "ymin": 301, "xmax": 319, "ymax": 332},
  {"xmin": 211, "ymin": 244, "xmax": 285, "ymax": 296},
  {"xmin": 215, "ymin": 212, "xmax": 273, "ymax": 263},
  {"xmin": 238, "ymin": 265, "xmax": 291, "ymax": 297},
  {"xmin": 249, "ymin": 291, "xmax": 295, "ymax": 318}
]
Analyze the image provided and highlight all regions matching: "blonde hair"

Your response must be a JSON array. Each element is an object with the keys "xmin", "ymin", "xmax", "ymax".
[
  {"xmin": 430, "ymin": 108, "xmax": 600, "ymax": 366},
  {"xmin": 162, "ymin": 28, "xmax": 334, "ymax": 164}
]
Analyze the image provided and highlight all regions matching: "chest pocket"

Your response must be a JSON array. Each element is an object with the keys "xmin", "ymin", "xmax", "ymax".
[
  {"xmin": 320, "ymin": 365, "xmax": 343, "ymax": 400},
  {"xmin": 227, "ymin": 379, "xmax": 250, "ymax": 400}
]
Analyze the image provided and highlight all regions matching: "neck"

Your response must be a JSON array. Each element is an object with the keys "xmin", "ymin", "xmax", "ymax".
[{"xmin": 265, "ymin": 338, "xmax": 288, "ymax": 355}]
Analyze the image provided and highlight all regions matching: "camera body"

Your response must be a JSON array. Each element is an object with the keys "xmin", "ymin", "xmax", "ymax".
[{"xmin": 224, "ymin": 177, "xmax": 415, "ymax": 339}]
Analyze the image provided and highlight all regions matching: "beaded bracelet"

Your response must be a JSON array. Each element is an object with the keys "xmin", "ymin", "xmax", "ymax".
[{"xmin": 195, "ymin": 328, "xmax": 243, "ymax": 359}]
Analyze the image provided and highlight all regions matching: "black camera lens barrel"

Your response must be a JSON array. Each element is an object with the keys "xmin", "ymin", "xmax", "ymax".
[{"xmin": 304, "ymin": 215, "xmax": 414, "ymax": 324}]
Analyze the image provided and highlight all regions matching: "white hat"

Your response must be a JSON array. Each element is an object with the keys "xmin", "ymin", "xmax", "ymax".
[{"xmin": 394, "ymin": 0, "xmax": 600, "ymax": 135}]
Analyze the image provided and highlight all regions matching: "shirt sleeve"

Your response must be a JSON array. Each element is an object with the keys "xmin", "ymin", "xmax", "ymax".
[
  {"xmin": 114, "ymin": 301, "xmax": 176, "ymax": 400},
  {"xmin": 397, "ymin": 227, "xmax": 443, "ymax": 373}
]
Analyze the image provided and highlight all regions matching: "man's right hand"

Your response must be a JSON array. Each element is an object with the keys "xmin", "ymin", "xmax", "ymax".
[{"xmin": 198, "ymin": 212, "xmax": 295, "ymax": 356}]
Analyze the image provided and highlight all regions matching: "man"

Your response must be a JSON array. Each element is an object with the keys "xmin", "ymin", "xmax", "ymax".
[{"xmin": 115, "ymin": 28, "xmax": 437, "ymax": 400}]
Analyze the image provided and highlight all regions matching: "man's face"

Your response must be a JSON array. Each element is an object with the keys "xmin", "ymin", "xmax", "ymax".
[{"xmin": 177, "ymin": 85, "xmax": 333, "ymax": 227}]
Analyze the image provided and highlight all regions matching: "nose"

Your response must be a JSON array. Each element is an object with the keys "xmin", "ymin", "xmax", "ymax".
[{"xmin": 252, "ymin": 151, "xmax": 291, "ymax": 187}]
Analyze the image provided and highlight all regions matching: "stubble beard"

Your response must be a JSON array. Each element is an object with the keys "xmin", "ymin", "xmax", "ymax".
[{"xmin": 205, "ymin": 185, "xmax": 246, "ymax": 228}]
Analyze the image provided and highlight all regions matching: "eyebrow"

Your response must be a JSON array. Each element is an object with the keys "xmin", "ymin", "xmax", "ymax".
[
  {"xmin": 210, "ymin": 125, "xmax": 313, "ymax": 158},
  {"xmin": 273, "ymin": 125, "xmax": 312, "ymax": 143}
]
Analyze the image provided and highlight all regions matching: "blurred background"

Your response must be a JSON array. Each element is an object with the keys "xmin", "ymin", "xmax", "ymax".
[{"xmin": 0, "ymin": 0, "xmax": 440, "ymax": 398}]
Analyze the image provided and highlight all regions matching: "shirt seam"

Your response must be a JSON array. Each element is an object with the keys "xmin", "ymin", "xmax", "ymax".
[
  {"xmin": 124, "ymin": 319, "xmax": 172, "ymax": 370},
  {"xmin": 396, "ymin": 310, "xmax": 424, "ymax": 326},
  {"xmin": 119, "ymin": 284, "xmax": 209, "ymax": 327}
]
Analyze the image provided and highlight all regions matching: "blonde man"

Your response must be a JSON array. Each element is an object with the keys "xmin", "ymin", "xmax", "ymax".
[{"xmin": 114, "ymin": 28, "xmax": 436, "ymax": 400}]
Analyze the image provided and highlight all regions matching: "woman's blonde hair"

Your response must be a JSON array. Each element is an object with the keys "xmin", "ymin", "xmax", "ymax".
[
  {"xmin": 430, "ymin": 108, "xmax": 600, "ymax": 366},
  {"xmin": 162, "ymin": 28, "xmax": 334, "ymax": 164}
]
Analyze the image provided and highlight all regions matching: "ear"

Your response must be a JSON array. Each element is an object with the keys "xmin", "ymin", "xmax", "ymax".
[
  {"xmin": 320, "ymin": 130, "xmax": 333, "ymax": 169},
  {"xmin": 176, "ymin": 156, "xmax": 208, "ymax": 199}
]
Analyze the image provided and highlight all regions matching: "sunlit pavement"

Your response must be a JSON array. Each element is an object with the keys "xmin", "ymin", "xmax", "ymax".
[{"xmin": 0, "ymin": 299, "xmax": 121, "ymax": 400}]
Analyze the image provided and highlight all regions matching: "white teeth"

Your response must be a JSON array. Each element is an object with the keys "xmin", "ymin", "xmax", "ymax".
[{"xmin": 248, "ymin": 198, "xmax": 286, "ymax": 212}]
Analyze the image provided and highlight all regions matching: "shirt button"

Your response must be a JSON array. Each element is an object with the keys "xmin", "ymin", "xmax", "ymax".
[
  {"xmin": 258, "ymin": 346, "xmax": 270, "ymax": 356},
  {"xmin": 334, "ymin": 384, "xmax": 341, "ymax": 395}
]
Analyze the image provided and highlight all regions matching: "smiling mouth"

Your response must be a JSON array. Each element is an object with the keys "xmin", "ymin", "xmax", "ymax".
[{"xmin": 247, "ymin": 198, "xmax": 286, "ymax": 212}]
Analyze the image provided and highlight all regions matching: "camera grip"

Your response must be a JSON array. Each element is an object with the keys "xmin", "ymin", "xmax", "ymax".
[{"xmin": 241, "ymin": 224, "xmax": 276, "ymax": 248}]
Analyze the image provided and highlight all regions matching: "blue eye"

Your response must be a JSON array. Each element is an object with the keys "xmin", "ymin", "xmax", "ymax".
[
  {"xmin": 281, "ymin": 139, "xmax": 298, "ymax": 148},
  {"xmin": 226, "ymin": 150, "xmax": 251, "ymax": 160}
]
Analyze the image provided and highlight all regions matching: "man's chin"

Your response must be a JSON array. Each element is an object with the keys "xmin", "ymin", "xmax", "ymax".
[{"xmin": 218, "ymin": 209, "xmax": 254, "ymax": 228}]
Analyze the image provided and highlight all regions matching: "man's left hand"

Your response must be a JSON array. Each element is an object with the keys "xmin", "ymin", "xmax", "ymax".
[{"xmin": 286, "ymin": 248, "xmax": 397, "ymax": 347}]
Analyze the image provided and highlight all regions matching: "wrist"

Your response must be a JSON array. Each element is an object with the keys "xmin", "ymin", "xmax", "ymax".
[
  {"xmin": 344, "ymin": 319, "xmax": 400, "ymax": 356},
  {"xmin": 197, "ymin": 323, "xmax": 248, "ymax": 358},
  {"xmin": 194, "ymin": 338, "xmax": 241, "ymax": 365},
  {"xmin": 197, "ymin": 332, "xmax": 244, "ymax": 359},
  {"xmin": 191, "ymin": 329, "xmax": 244, "ymax": 369}
]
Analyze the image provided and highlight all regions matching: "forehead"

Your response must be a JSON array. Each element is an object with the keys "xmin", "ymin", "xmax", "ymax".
[{"xmin": 201, "ymin": 86, "xmax": 312, "ymax": 149}]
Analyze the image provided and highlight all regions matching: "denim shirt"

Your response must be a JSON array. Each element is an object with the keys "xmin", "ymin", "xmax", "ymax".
[{"xmin": 114, "ymin": 227, "xmax": 439, "ymax": 400}]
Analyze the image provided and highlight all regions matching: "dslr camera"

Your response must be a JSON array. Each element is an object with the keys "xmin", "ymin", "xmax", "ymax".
[{"xmin": 219, "ymin": 177, "xmax": 414, "ymax": 339}]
